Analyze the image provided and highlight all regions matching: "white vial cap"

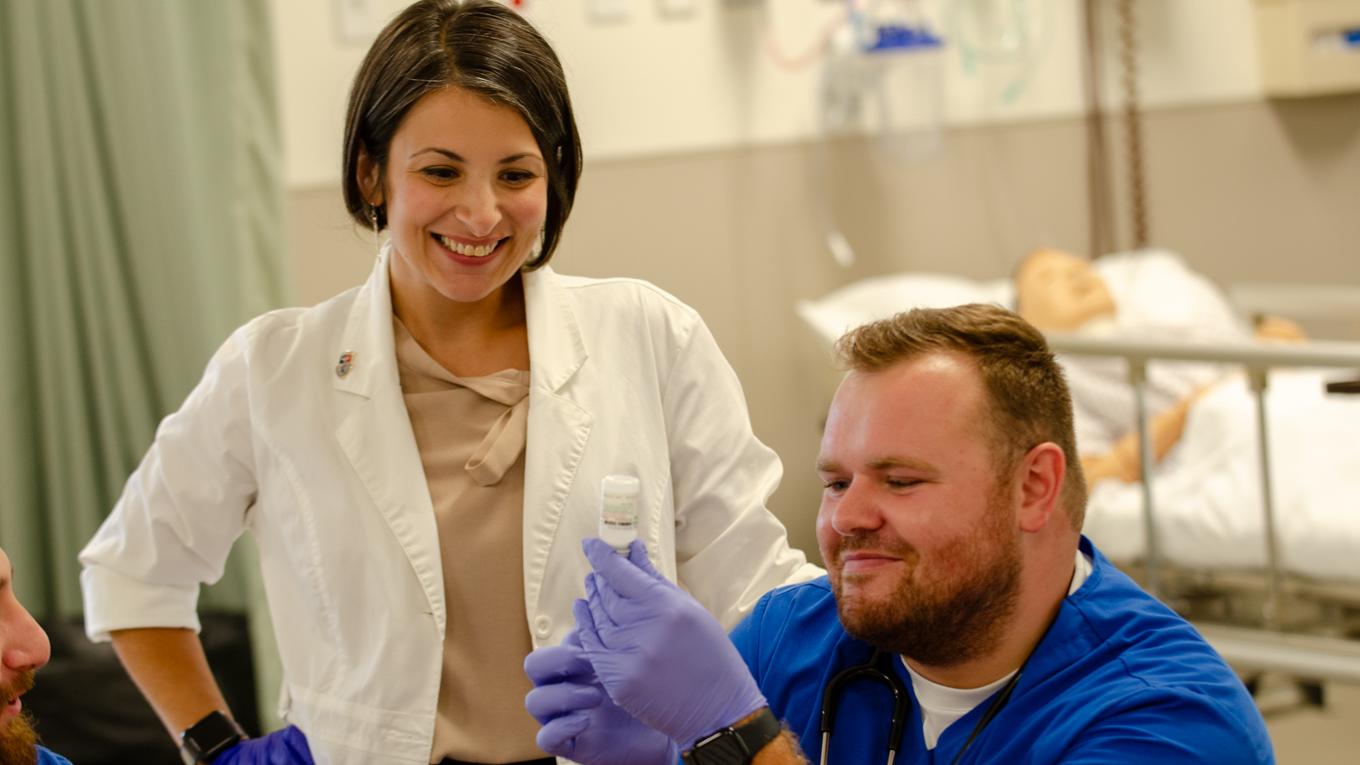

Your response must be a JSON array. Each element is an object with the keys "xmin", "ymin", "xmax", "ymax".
[{"xmin": 601, "ymin": 474, "xmax": 640, "ymax": 497}]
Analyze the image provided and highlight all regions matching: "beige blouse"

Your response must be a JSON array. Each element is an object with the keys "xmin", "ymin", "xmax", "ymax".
[{"xmin": 393, "ymin": 317, "xmax": 544, "ymax": 763}]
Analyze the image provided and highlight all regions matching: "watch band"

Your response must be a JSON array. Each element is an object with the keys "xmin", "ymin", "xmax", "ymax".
[
  {"xmin": 179, "ymin": 710, "xmax": 246, "ymax": 765},
  {"xmin": 682, "ymin": 707, "xmax": 783, "ymax": 765}
]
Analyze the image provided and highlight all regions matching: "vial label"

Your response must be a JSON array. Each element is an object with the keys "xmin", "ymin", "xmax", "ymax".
[{"xmin": 599, "ymin": 475, "xmax": 640, "ymax": 553}]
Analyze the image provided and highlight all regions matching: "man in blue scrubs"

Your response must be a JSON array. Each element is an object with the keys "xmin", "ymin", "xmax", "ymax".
[
  {"xmin": 0, "ymin": 547, "xmax": 73, "ymax": 765},
  {"xmin": 526, "ymin": 304, "xmax": 1274, "ymax": 764}
]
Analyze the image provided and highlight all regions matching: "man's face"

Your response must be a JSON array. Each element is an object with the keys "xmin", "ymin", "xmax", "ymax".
[
  {"xmin": 0, "ymin": 548, "xmax": 49, "ymax": 765},
  {"xmin": 816, "ymin": 354, "xmax": 1023, "ymax": 667}
]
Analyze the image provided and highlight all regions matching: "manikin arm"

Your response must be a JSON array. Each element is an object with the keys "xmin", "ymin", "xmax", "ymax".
[
  {"xmin": 1081, "ymin": 392, "xmax": 1199, "ymax": 485},
  {"xmin": 1080, "ymin": 314, "xmax": 1307, "ymax": 485}
]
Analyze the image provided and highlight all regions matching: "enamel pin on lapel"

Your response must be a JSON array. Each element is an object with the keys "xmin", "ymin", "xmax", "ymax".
[{"xmin": 336, "ymin": 351, "xmax": 356, "ymax": 378}]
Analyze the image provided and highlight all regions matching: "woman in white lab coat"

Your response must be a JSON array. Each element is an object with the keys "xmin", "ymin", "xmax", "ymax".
[{"xmin": 78, "ymin": 2, "xmax": 819, "ymax": 764}]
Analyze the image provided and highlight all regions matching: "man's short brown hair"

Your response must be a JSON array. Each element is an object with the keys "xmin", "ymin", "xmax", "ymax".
[{"xmin": 834, "ymin": 303, "xmax": 1087, "ymax": 529}]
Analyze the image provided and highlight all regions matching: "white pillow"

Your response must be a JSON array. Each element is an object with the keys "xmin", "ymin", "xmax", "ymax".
[
  {"xmin": 1094, "ymin": 249, "xmax": 1248, "ymax": 342},
  {"xmin": 797, "ymin": 272, "xmax": 1012, "ymax": 347}
]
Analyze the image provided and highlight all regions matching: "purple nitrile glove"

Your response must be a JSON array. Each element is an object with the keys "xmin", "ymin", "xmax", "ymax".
[
  {"xmin": 524, "ymin": 629, "xmax": 678, "ymax": 765},
  {"xmin": 212, "ymin": 726, "xmax": 314, "ymax": 765},
  {"xmin": 576, "ymin": 537, "xmax": 767, "ymax": 749}
]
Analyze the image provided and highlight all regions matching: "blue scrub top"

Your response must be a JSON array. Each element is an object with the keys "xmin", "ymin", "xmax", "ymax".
[
  {"xmin": 37, "ymin": 746, "xmax": 74, "ymax": 765},
  {"xmin": 730, "ymin": 537, "xmax": 1274, "ymax": 764}
]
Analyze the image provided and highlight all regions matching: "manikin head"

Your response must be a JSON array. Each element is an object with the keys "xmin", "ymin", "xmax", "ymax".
[
  {"xmin": 1014, "ymin": 248, "xmax": 1116, "ymax": 332},
  {"xmin": 816, "ymin": 304, "xmax": 1085, "ymax": 670},
  {"xmin": 0, "ymin": 547, "xmax": 51, "ymax": 765}
]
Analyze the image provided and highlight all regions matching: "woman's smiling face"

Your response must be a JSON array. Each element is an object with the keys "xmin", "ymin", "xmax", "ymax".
[{"xmin": 363, "ymin": 86, "xmax": 548, "ymax": 313}]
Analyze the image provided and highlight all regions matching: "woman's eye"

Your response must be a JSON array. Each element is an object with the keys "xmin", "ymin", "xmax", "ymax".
[
  {"xmin": 501, "ymin": 170, "xmax": 537, "ymax": 185},
  {"xmin": 421, "ymin": 167, "xmax": 458, "ymax": 181}
]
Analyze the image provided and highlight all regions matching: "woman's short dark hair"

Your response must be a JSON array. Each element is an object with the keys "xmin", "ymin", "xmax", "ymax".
[{"xmin": 342, "ymin": 0, "xmax": 582, "ymax": 269}]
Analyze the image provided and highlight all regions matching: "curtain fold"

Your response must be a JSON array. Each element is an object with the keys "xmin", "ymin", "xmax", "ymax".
[{"xmin": 0, "ymin": 0, "xmax": 288, "ymax": 627}]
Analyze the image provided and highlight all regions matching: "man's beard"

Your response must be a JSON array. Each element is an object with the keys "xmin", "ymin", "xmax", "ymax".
[
  {"xmin": 0, "ymin": 671, "xmax": 37, "ymax": 765},
  {"xmin": 830, "ymin": 494, "xmax": 1023, "ymax": 668}
]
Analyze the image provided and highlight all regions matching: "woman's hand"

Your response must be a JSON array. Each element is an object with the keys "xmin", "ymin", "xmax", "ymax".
[{"xmin": 1253, "ymin": 315, "xmax": 1307, "ymax": 344}]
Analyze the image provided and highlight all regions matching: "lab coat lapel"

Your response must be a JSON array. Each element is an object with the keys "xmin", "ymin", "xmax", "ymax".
[
  {"xmin": 521, "ymin": 267, "xmax": 592, "ymax": 621},
  {"xmin": 332, "ymin": 248, "xmax": 446, "ymax": 634}
]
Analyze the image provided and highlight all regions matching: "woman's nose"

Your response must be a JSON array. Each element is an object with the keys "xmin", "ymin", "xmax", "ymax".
[{"xmin": 454, "ymin": 181, "xmax": 501, "ymax": 237}]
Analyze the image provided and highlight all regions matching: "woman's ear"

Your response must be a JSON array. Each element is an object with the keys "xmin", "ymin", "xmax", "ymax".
[
  {"xmin": 1017, "ymin": 442, "xmax": 1065, "ymax": 533},
  {"xmin": 356, "ymin": 149, "xmax": 384, "ymax": 207}
]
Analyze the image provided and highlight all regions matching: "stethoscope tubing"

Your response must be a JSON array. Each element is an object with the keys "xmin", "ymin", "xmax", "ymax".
[
  {"xmin": 819, "ymin": 649, "xmax": 909, "ymax": 765},
  {"xmin": 818, "ymin": 648, "xmax": 1023, "ymax": 765}
]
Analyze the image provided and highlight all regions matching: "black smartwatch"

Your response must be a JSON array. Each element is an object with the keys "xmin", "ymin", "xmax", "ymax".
[
  {"xmin": 179, "ymin": 710, "xmax": 246, "ymax": 765},
  {"xmin": 682, "ymin": 707, "xmax": 783, "ymax": 765}
]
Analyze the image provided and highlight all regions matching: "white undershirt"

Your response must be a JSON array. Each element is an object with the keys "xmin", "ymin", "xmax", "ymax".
[{"xmin": 906, "ymin": 549, "xmax": 1094, "ymax": 749}]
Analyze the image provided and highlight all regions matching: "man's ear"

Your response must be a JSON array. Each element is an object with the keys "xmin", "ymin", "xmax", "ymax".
[
  {"xmin": 1016, "ymin": 442, "xmax": 1065, "ymax": 533},
  {"xmin": 356, "ymin": 149, "xmax": 384, "ymax": 207}
]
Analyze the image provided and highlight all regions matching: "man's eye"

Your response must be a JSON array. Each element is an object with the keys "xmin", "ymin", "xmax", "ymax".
[
  {"xmin": 885, "ymin": 478, "xmax": 921, "ymax": 489},
  {"xmin": 822, "ymin": 480, "xmax": 848, "ymax": 492}
]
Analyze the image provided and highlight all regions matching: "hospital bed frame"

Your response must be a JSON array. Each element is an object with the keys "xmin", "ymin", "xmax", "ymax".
[{"xmin": 1047, "ymin": 334, "xmax": 1360, "ymax": 685}]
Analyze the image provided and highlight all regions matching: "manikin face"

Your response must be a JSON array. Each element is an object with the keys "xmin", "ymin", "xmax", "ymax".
[
  {"xmin": 0, "ymin": 549, "xmax": 49, "ymax": 765},
  {"xmin": 361, "ymin": 86, "xmax": 549, "ymax": 316},
  {"xmin": 1015, "ymin": 249, "xmax": 1116, "ymax": 332},
  {"xmin": 816, "ymin": 354, "xmax": 1023, "ymax": 667}
]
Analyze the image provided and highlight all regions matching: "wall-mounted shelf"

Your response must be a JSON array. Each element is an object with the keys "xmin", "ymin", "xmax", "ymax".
[{"xmin": 1255, "ymin": 0, "xmax": 1360, "ymax": 97}]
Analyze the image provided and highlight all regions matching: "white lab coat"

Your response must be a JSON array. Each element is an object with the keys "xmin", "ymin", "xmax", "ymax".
[{"xmin": 79, "ymin": 253, "xmax": 820, "ymax": 765}]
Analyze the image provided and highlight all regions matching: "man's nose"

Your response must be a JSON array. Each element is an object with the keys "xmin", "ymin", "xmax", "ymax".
[
  {"xmin": 2, "ymin": 603, "xmax": 51, "ymax": 674},
  {"xmin": 830, "ymin": 480, "xmax": 884, "ymax": 536}
]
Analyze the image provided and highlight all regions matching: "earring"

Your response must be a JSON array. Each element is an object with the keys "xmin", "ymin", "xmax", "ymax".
[{"xmin": 368, "ymin": 205, "xmax": 382, "ymax": 259}]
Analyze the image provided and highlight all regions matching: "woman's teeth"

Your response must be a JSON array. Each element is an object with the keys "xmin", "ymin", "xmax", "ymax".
[{"xmin": 437, "ymin": 234, "xmax": 496, "ymax": 258}]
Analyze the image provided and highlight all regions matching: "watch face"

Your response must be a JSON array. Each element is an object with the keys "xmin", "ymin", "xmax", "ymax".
[
  {"xmin": 689, "ymin": 730, "xmax": 750, "ymax": 765},
  {"xmin": 181, "ymin": 711, "xmax": 245, "ymax": 762}
]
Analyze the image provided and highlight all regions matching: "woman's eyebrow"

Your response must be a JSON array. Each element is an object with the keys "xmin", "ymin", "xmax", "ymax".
[
  {"xmin": 410, "ymin": 148, "xmax": 543, "ymax": 165},
  {"xmin": 411, "ymin": 147, "xmax": 463, "ymax": 161}
]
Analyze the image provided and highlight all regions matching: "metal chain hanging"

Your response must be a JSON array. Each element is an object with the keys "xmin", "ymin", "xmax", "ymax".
[
  {"xmin": 1117, "ymin": 0, "xmax": 1150, "ymax": 249},
  {"xmin": 1081, "ymin": 0, "xmax": 1114, "ymax": 259}
]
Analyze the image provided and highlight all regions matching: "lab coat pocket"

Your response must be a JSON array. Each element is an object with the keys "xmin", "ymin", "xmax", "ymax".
[{"xmin": 248, "ymin": 440, "xmax": 351, "ymax": 682}]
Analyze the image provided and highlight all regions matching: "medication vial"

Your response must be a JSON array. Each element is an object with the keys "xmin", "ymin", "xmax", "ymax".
[{"xmin": 599, "ymin": 475, "xmax": 640, "ymax": 552}]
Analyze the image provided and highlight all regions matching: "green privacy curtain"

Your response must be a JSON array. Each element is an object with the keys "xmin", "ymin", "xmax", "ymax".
[{"xmin": 0, "ymin": 0, "xmax": 288, "ymax": 627}]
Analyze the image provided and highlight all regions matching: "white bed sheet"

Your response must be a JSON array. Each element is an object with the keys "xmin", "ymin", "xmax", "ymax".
[{"xmin": 1083, "ymin": 370, "xmax": 1360, "ymax": 584}]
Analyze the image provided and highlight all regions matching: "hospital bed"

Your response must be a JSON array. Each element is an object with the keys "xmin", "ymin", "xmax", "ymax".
[{"xmin": 796, "ymin": 250, "xmax": 1360, "ymax": 688}]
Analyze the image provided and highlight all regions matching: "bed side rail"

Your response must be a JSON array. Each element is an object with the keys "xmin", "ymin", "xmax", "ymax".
[
  {"xmin": 1045, "ymin": 335, "xmax": 1360, "ymax": 623},
  {"xmin": 1048, "ymin": 335, "xmax": 1360, "ymax": 685},
  {"xmin": 1197, "ymin": 624, "xmax": 1360, "ymax": 686}
]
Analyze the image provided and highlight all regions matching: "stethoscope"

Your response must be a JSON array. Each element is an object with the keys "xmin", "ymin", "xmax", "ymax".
[{"xmin": 818, "ymin": 649, "xmax": 1023, "ymax": 765}]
